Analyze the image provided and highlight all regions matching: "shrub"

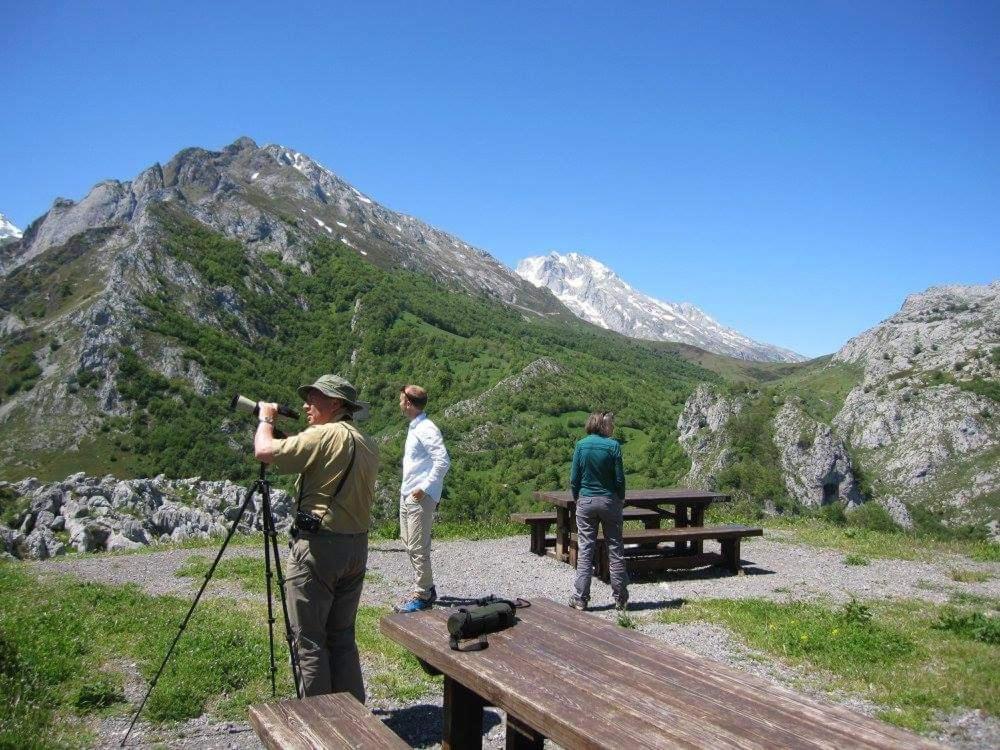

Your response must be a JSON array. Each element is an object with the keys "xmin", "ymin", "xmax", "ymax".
[
  {"xmin": 845, "ymin": 502, "xmax": 898, "ymax": 533},
  {"xmin": 844, "ymin": 554, "xmax": 870, "ymax": 566},
  {"xmin": 933, "ymin": 608, "xmax": 1000, "ymax": 645}
]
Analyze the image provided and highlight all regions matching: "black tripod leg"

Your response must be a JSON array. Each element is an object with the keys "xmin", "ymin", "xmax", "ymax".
[
  {"xmin": 121, "ymin": 478, "xmax": 258, "ymax": 747},
  {"xmin": 260, "ymin": 481, "xmax": 279, "ymax": 698},
  {"xmin": 261, "ymin": 482, "xmax": 304, "ymax": 699}
]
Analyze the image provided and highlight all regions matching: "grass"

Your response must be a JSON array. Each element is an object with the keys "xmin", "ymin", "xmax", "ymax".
[
  {"xmin": 656, "ymin": 596, "xmax": 999, "ymax": 732},
  {"xmin": 707, "ymin": 506, "xmax": 999, "ymax": 563},
  {"xmin": 950, "ymin": 568, "xmax": 992, "ymax": 583},
  {"xmin": 0, "ymin": 561, "xmax": 435, "ymax": 748},
  {"xmin": 175, "ymin": 554, "xmax": 271, "ymax": 594},
  {"xmin": 843, "ymin": 553, "xmax": 869, "ymax": 566}
]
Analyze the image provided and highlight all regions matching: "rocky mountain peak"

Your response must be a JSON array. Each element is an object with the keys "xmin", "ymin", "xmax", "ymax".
[
  {"xmin": 516, "ymin": 251, "xmax": 804, "ymax": 363},
  {"xmin": 1, "ymin": 138, "xmax": 566, "ymax": 316},
  {"xmin": 0, "ymin": 212, "xmax": 21, "ymax": 240}
]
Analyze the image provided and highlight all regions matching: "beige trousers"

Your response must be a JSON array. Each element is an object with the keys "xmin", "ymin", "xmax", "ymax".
[
  {"xmin": 399, "ymin": 493, "xmax": 435, "ymax": 598},
  {"xmin": 283, "ymin": 531, "xmax": 368, "ymax": 702}
]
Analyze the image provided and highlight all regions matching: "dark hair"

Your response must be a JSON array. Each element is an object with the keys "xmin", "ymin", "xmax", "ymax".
[
  {"xmin": 585, "ymin": 411, "xmax": 614, "ymax": 436},
  {"xmin": 401, "ymin": 384, "xmax": 428, "ymax": 409}
]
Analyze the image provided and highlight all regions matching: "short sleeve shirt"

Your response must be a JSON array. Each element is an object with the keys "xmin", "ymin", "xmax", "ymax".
[{"xmin": 270, "ymin": 419, "xmax": 379, "ymax": 534}]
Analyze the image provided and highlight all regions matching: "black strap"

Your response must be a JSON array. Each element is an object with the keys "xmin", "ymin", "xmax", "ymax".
[
  {"xmin": 449, "ymin": 633, "xmax": 489, "ymax": 652},
  {"xmin": 475, "ymin": 595, "xmax": 531, "ymax": 609}
]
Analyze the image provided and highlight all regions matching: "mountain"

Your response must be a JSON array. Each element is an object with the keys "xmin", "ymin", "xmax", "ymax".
[
  {"xmin": 0, "ymin": 136, "xmax": 712, "ymax": 521},
  {"xmin": 0, "ymin": 212, "xmax": 21, "ymax": 241},
  {"xmin": 677, "ymin": 281, "xmax": 999, "ymax": 537},
  {"xmin": 516, "ymin": 252, "xmax": 804, "ymax": 363},
  {"xmin": 1, "ymin": 138, "xmax": 564, "ymax": 316}
]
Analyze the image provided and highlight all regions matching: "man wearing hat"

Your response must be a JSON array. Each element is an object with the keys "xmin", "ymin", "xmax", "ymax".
[{"xmin": 255, "ymin": 374, "xmax": 378, "ymax": 702}]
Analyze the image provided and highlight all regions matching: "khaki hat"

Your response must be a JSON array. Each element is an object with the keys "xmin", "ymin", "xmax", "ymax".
[{"xmin": 298, "ymin": 374, "xmax": 366, "ymax": 412}]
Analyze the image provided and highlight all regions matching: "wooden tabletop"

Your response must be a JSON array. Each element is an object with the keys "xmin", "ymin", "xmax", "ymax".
[
  {"xmin": 535, "ymin": 488, "xmax": 730, "ymax": 509},
  {"xmin": 380, "ymin": 598, "xmax": 942, "ymax": 750}
]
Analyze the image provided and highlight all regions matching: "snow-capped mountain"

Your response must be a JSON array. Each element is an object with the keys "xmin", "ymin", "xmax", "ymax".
[
  {"xmin": 0, "ymin": 212, "xmax": 21, "ymax": 240},
  {"xmin": 516, "ymin": 252, "xmax": 805, "ymax": 362}
]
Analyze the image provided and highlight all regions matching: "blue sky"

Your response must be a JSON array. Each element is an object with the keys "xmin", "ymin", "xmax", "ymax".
[{"xmin": 2, "ymin": 1, "xmax": 997, "ymax": 357}]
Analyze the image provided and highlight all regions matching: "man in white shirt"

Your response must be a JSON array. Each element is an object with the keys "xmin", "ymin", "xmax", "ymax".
[{"xmin": 396, "ymin": 384, "xmax": 450, "ymax": 613}]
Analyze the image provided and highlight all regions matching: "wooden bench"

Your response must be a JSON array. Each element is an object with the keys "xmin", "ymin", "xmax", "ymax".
[
  {"xmin": 511, "ymin": 508, "xmax": 662, "ymax": 555},
  {"xmin": 570, "ymin": 524, "xmax": 763, "ymax": 581},
  {"xmin": 249, "ymin": 692, "xmax": 409, "ymax": 749}
]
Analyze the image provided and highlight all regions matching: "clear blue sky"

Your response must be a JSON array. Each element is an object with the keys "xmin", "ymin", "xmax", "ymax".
[{"xmin": 2, "ymin": 1, "xmax": 997, "ymax": 357}]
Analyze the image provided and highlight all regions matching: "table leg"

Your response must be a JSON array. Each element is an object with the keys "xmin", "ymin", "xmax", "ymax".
[
  {"xmin": 555, "ymin": 506, "xmax": 570, "ymax": 563},
  {"xmin": 691, "ymin": 505, "xmax": 705, "ymax": 554},
  {"xmin": 506, "ymin": 715, "xmax": 544, "ymax": 750},
  {"xmin": 443, "ymin": 676, "xmax": 486, "ymax": 750},
  {"xmin": 675, "ymin": 504, "xmax": 690, "ymax": 553}
]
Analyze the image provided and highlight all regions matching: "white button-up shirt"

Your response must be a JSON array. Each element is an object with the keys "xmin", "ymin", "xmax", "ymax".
[{"xmin": 401, "ymin": 412, "xmax": 451, "ymax": 502}]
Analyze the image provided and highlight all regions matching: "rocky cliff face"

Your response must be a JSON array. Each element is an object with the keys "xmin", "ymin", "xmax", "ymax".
[
  {"xmin": 516, "ymin": 251, "xmax": 804, "ymax": 362},
  {"xmin": 676, "ymin": 283, "xmax": 999, "ymax": 535},
  {"xmin": 831, "ymin": 282, "xmax": 999, "ymax": 530}
]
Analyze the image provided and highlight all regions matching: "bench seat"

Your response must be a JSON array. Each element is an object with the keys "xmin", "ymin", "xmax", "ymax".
[
  {"xmin": 511, "ymin": 508, "xmax": 662, "ymax": 555},
  {"xmin": 569, "ymin": 524, "xmax": 763, "ymax": 580},
  {"xmin": 249, "ymin": 692, "xmax": 409, "ymax": 750}
]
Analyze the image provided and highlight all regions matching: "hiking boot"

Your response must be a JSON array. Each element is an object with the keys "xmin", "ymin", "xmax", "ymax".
[
  {"xmin": 614, "ymin": 592, "xmax": 629, "ymax": 612},
  {"xmin": 568, "ymin": 596, "xmax": 587, "ymax": 611},
  {"xmin": 395, "ymin": 596, "xmax": 433, "ymax": 613},
  {"xmin": 425, "ymin": 586, "xmax": 437, "ymax": 604}
]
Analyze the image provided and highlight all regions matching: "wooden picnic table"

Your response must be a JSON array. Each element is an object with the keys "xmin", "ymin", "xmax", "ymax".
[
  {"xmin": 535, "ymin": 488, "xmax": 734, "ymax": 568},
  {"xmin": 380, "ymin": 597, "xmax": 943, "ymax": 749}
]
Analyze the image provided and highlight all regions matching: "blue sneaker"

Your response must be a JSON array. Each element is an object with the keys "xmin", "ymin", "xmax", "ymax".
[{"xmin": 396, "ymin": 596, "xmax": 433, "ymax": 613}]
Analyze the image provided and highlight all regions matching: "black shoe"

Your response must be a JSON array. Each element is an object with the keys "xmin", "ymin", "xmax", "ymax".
[
  {"xmin": 614, "ymin": 592, "xmax": 629, "ymax": 611},
  {"xmin": 426, "ymin": 586, "xmax": 437, "ymax": 604},
  {"xmin": 568, "ymin": 596, "xmax": 587, "ymax": 611}
]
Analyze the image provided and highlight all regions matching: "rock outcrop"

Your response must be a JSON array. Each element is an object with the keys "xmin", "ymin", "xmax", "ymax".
[
  {"xmin": 0, "ymin": 473, "xmax": 292, "ymax": 560},
  {"xmin": 675, "ymin": 282, "xmax": 999, "ymax": 535}
]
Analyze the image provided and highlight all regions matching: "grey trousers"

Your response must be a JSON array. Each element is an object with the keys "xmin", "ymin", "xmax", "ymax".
[
  {"xmin": 574, "ymin": 495, "xmax": 629, "ymax": 603},
  {"xmin": 284, "ymin": 531, "xmax": 368, "ymax": 702}
]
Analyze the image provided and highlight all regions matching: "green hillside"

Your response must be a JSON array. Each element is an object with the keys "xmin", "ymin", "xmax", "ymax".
[{"xmin": 1, "ymin": 205, "xmax": 717, "ymax": 522}]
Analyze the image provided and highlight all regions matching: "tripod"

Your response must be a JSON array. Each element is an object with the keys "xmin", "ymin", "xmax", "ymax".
[{"xmin": 122, "ymin": 462, "xmax": 302, "ymax": 747}]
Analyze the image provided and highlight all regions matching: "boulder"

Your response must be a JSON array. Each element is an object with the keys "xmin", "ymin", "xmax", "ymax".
[{"xmin": 24, "ymin": 527, "xmax": 65, "ymax": 560}]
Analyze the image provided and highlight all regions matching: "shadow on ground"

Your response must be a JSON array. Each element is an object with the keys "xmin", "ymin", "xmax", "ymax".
[{"xmin": 376, "ymin": 704, "xmax": 502, "ymax": 747}]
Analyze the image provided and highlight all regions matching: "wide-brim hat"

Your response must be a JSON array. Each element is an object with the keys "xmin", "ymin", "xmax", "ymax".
[{"xmin": 298, "ymin": 374, "xmax": 367, "ymax": 413}]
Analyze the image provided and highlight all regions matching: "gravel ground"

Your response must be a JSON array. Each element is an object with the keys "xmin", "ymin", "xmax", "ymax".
[{"xmin": 30, "ymin": 531, "xmax": 999, "ymax": 749}]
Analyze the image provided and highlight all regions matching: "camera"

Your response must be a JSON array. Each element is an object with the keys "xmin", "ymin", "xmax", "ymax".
[
  {"xmin": 294, "ymin": 511, "xmax": 322, "ymax": 534},
  {"xmin": 230, "ymin": 394, "xmax": 300, "ymax": 420}
]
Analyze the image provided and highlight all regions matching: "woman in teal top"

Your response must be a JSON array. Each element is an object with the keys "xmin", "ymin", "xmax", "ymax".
[{"xmin": 568, "ymin": 411, "xmax": 628, "ymax": 611}]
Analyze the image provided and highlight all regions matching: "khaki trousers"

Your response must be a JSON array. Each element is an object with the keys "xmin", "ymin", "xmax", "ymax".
[
  {"xmin": 284, "ymin": 531, "xmax": 368, "ymax": 702},
  {"xmin": 399, "ymin": 493, "xmax": 435, "ymax": 597}
]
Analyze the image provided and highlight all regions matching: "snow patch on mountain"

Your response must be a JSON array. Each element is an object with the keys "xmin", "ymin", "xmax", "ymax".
[
  {"xmin": 0, "ymin": 212, "xmax": 22, "ymax": 240},
  {"xmin": 516, "ymin": 252, "xmax": 804, "ymax": 362}
]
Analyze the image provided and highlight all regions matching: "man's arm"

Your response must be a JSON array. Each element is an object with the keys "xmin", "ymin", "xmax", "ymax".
[
  {"xmin": 254, "ymin": 403, "xmax": 279, "ymax": 463},
  {"xmin": 413, "ymin": 421, "xmax": 450, "ymax": 497}
]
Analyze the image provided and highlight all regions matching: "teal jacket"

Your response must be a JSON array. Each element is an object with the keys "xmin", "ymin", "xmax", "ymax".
[{"xmin": 570, "ymin": 434, "xmax": 625, "ymax": 500}]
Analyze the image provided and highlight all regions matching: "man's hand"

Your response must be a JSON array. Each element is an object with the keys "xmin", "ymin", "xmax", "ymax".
[
  {"xmin": 254, "ymin": 403, "xmax": 279, "ymax": 463},
  {"xmin": 411, "ymin": 488, "xmax": 427, "ymax": 501}
]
